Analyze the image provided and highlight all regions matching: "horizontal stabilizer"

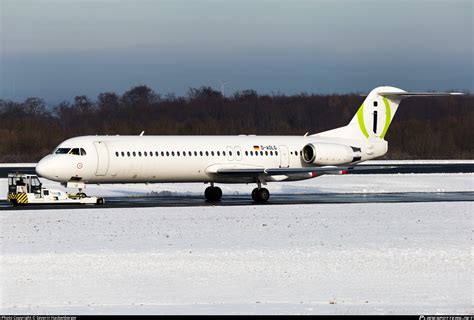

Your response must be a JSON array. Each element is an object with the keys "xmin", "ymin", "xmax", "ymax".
[{"xmin": 378, "ymin": 91, "xmax": 464, "ymax": 98}]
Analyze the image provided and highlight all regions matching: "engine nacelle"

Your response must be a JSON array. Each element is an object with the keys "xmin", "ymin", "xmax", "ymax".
[{"xmin": 302, "ymin": 143, "xmax": 357, "ymax": 165}]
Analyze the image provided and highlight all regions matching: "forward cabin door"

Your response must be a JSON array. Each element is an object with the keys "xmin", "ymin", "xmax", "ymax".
[
  {"xmin": 279, "ymin": 145, "xmax": 290, "ymax": 168},
  {"xmin": 94, "ymin": 141, "xmax": 109, "ymax": 176}
]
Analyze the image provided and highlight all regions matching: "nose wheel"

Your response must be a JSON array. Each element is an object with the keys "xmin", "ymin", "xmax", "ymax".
[
  {"xmin": 252, "ymin": 187, "xmax": 270, "ymax": 203},
  {"xmin": 205, "ymin": 186, "xmax": 222, "ymax": 202}
]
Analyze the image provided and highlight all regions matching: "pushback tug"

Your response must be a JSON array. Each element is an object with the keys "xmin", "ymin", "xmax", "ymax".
[{"xmin": 7, "ymin": 173, "xmax": 104, "ymax": 206}]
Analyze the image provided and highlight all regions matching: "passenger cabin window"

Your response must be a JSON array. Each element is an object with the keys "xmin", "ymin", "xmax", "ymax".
[
  {"xmin": 374, "ymin": 101, "xmax": 378, "ymax": 107},
  {"xmin": 55, "ymin": 148, "xmax": 70, "ymax": 154}
]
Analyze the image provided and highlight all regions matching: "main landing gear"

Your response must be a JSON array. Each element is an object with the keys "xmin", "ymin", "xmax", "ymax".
[
  {"xmin": 205, "ymin": 184, "xmax": 222, "ymax": 202},
  {"xmin": 251, "ymin": 187, "xmax": 270, "ymax": 203},
  {"xmin": 204, "ymin": 182, "xmax": 270, "ymax": 203},
  {"xmin": 252, "ymin": 179, "xmax": 270, "ymax": 203}
]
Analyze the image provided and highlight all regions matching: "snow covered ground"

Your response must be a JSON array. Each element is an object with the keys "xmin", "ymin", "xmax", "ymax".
[
  {"xmin": 0, "ymin": 202, "xmax": 472, "ymax": 314},
  {"xmin": 0, "ymin": 172, "xmax": 473, "ymax": 314}
]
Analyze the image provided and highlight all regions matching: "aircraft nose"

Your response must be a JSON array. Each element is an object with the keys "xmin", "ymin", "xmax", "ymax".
[{"xmin": 36, "ymin": 155, "xmax": 58, "ymax": 180}]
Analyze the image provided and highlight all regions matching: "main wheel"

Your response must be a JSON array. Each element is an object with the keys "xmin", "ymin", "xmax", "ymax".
[
  {"xmin": 251, "ymin": 188, "xmax": 258, "ymax": 201},
  {"xmin": 205, "ymin": 186, "xmax": 222, "ymax": 202},
  {"xmin": 257, "ymin": 188, "xmax": 270, "ymax": 202},
  {"xmin": 205, "ymin": 186, "xmax": 212, "ymax": 200},
  {"xmin": 252, "ymin": 188, "xmax": 270, "ymax": 202}
]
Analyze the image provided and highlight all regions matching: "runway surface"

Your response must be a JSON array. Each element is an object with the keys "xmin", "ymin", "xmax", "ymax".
[
  {"xmin": 1, "ymin": 191, "xmax": 472, "ymax": 210},
  {"xmin": 1, "ymin": 162, "xmax": 474, "ymax": 178}
]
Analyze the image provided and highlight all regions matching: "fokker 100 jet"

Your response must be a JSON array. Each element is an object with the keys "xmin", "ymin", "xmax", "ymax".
[{"xmin": 35, "ymin": 86, "xmax": 461, "ymax": 202}]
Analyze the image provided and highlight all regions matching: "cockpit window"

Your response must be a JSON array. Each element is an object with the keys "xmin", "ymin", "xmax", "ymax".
[
  {"xmin": 80, "ymin": 148, "xmax": 86, "ymax": 155},
  {"xmin": 55, "ymin": 148, "xmax": 71, "ymax": 154},
  {"xmin": 69, "ymin": 148, "xmax": 81, "ymax": 155}
]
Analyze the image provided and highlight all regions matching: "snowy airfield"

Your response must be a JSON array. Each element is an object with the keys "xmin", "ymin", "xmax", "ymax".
[{"xmin": 1, "ymin": 172, "xmax": 473, "ymax": 314}]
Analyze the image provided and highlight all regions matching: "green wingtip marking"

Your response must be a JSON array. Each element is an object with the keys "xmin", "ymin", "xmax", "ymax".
[
  {"xmin": 380, "ymin": 97, "xmax": 391, "ymax": 139},
  {"xmin": 357, "ymin": 103, "xmax": 369, "ymax": 138}
]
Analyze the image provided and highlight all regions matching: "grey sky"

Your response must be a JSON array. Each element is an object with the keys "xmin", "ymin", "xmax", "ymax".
[{"xmin": 1, "ymin": 0, "xmax": 472, "ymax": 103}]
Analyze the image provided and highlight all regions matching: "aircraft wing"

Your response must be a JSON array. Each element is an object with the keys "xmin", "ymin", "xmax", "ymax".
[
  {"xmin": 216, "ymin": 166, "xmax": 353, "ymax": 176},
  {"xmin": 210, "ymin": 163, "xmax": 458, "ymax": 177}
]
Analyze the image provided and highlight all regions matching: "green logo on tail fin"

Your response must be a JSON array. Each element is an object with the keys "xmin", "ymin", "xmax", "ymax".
[{"xmin": 356, "ymin": 103, "xmax": 369, "ymax": 138}]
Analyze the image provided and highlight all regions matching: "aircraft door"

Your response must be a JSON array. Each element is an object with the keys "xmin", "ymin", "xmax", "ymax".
[
  {"xmin": 226, "ymin": 146, "xmax": 233, "ymax": 161},
  {"xmin": 279, "ymin": 145, "xmax": 290, "ymax": 168},
  {"xmin": 93, "ymin": 141, "xmax": 109, "ymax": 176}
]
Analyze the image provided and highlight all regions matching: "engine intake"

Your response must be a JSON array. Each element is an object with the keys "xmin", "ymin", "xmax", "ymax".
[{"xmin": 302, "ymin": 143, "xmax": 357, "ymax": 165}]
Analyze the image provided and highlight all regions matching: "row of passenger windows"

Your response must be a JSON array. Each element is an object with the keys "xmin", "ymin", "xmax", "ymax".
[
  {"xmin": 114, "ymin": 150, "xmax": 305, "ymax": 158},
  {"xmin": 115, "ymin": 151, "xmax": 286, "ymax": 157},
  {"xmin": 114, "ymin": 149, "xmax": 281, "ymax": 158}
]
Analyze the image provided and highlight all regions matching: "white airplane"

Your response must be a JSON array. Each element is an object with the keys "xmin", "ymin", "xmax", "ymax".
[{"xmin": 35, "ymin": 86, "xmax": 461, "ymax": 202}]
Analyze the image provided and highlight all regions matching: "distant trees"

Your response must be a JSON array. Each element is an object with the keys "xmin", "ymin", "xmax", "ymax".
[{"xmin": 0, "ymin": 85, "xmax": 472, "ymax": 162}]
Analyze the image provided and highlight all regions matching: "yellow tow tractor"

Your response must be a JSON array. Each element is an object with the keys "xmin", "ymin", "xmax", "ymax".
[{"xmin": 7, "ymin": 173, "xmax": 104, "ymax": 206}]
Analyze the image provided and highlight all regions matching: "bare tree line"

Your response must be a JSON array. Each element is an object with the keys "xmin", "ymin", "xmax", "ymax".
[{"xmin": 0, "ymin": 85, "xmax": 472, "ymax": 162}]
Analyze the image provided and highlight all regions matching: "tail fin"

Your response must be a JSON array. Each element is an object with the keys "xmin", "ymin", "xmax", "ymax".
[{"xmin": 315, "ymin": 86, "xmax": 463, "ymax": 140}]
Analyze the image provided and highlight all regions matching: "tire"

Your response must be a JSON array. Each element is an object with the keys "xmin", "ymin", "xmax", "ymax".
[
  {"xmin": 212, "ymin": 187, "xmax": 222, "ymax": 201},
  {"xmin": 251, "ymin": 188, "xmax": 258, "ymax": 201},
  {"xmin": 257, "ymin": 188, "xmax": 270, "ymax": 202},
  {"xmin": 96, "ymin": 198, "xmax": 104, "ymax": 205},
  {"xmin": 204, "ymin": 186, "xmax": 213, "ymax": 201},
  {"xmin": 205, "ymin": 186, "xmax": 222, "ymax": 202}
]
